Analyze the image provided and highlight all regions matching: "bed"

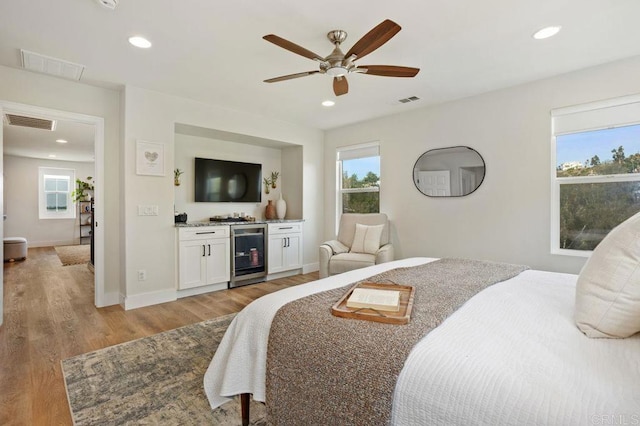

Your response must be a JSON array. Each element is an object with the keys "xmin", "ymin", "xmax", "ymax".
[{"xmin": 203, "ymin": 257, "xmax": 640, "ymax": 425}]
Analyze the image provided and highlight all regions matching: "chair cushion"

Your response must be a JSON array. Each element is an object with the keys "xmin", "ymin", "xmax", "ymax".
[
  {"xmin": 329, "ymin": 252, "xmax": 376, "ymax": 275},
  {"xmin": 575, "ymin": 211, "xmax": 640, "ymax": 338},
  {"xmin": 350, "ymin": 224, "xmax": 384, "ymax": 255},
  {"xmin": 337, "ymin": 213, "xmax": 390, "ymax": 247}
]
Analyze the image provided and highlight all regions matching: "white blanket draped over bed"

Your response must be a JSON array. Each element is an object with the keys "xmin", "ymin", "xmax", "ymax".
[{"xmin": 204, "ymin": 258, "xmax": 640, "ymax": 425}]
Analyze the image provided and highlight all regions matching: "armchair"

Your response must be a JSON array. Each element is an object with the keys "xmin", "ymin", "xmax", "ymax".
[{"xmin": 319, "ymin": 213, "xmax": 394, "ymax": 278}]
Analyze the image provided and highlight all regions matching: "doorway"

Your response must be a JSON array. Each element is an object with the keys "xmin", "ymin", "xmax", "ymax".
[{"xmin": 0, "ymin": 101, "xmax": 105, "ymax": 324}]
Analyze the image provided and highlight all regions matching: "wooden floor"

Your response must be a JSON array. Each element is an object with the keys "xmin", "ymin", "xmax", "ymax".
[{"xmin": 0, "ymin": 247, "xmax": 318, "ymax": 425}]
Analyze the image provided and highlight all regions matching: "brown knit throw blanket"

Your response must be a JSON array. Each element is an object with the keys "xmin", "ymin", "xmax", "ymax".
[{"xmin": 265, "ymin": 258, "xmax": 528, "ymax": 425}]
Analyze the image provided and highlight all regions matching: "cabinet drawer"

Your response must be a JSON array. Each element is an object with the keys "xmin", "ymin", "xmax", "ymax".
[
  {"xmin": 268, "ymin": 222, "xmax": 302, "ymax": 235},
  {"xmin": 179, "ymin": 226, "xmax": 230, "ymax": 241}
]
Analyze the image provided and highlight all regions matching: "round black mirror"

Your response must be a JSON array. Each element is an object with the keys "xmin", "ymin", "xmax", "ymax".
[{"xmin": 413, "ymin": 146, "xmax": 485, "ymax": 197}]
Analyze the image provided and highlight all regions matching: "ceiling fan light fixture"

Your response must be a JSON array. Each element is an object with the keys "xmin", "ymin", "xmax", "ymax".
[
  {"xmin": 533, "ymin": 26, "xmax": 561, "ymax": 40},
  {"xmin": 56, "ymin": 139, "xmax": 68, "ymax": 144},
  {"xmin": 322, "ymin": 100, "xmax": 335, "ymax": 107},
  {"xmin": 326, "ymin": 66, "xmax": 349, "ymax": 77}
]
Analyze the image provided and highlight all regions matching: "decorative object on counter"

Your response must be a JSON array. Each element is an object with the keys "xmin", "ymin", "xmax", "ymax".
[
  {"xmin": 174, "ymin": 212, "xmax": 188, "ymax": 223},
  {"xmin": 174, "ymin": 168, "xmax": 184, "ymax": 186},
  {"xmin": 265, "ymin": 200, "xmax": 277, "ymax": 220},
  {"xmin": 270, "ymin": 171, "xmax": 279, "ymax": 189},
  {"xmin": 263, "ymin": 177, "xmax": 272, "ymax": 194},
  {"xmin": 276, "ymin": 193, "xmax": 287, "ymax": 219},
  {"xmin": 72, "ymin": 177, "xmax": 94, "ymax": 202}
]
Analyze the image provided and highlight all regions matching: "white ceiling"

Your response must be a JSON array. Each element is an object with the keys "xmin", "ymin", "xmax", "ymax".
[
  {"xmin": 1, "ymin": 0, "xmax": 640, "ymax": 137},
  {"xmin": 3, "ymin": 117, "xmax": 95, "ymax": 162}
]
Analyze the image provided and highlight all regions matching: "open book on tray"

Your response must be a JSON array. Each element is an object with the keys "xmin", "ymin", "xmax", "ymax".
[{"xmin": 346, "ymin": 288, "xmax": 401, "ymax": 312}]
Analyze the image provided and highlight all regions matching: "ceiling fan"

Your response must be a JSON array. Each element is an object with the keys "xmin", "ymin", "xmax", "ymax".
[{"xmin": 263, "ymin": 19, "xmax": 420, "ymax": 96}]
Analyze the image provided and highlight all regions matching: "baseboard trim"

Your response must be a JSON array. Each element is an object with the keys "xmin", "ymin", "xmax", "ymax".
[
  {"xmin": 303, "ymin": 262, "xmax": 319, "ymax": 274},
  {"xmin": 122, "ymin": 288, "xmax": 177, "ymax": 311},
  {"xmin": 177, "ymin": 282, "xmax": 228, "ymax": 298},
  {"xmin": 28, "ymin": 239, "xmax": 76, "ymax": 248},
  {"xmin": 266, "ymin": 269, "xmax": 301, "ymax": 281}
]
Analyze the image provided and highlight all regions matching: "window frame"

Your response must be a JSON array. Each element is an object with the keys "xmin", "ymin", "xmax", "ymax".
[
  {"xmin": 550, "ymin": 95, "xmax": 640, "ymax": 257},
  {"xmin": 38, "ymin": 167, "xmax": 76, "ymax": 220},
  {"xmin": 336, "ymin": 142, "xmax": 381, "ymax": 227}
]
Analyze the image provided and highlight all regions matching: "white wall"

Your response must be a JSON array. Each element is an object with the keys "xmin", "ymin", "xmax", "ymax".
[
  {"xmin": 121, "ymin": 86, "xmax": 323, "ymax": 308},
  {"xmin": 3, "ymin": 155, "xmax": 94, "ymax": 246},
  {"xmin": 325, "ymin": 56, "xmax": 640, "ymax": 274},
  {"xmin": 174, "ymin": 133, "xmax": 283, "ymax": 222},
  {"xmin": 0, "ymin": 65, "xmax": 121, "ymax": 301}
]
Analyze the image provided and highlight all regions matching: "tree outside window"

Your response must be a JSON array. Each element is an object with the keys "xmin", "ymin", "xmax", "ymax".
[
  {"xmin": 554, "ymin": 124, "xmax": 640, "ymax": 252},
  {"xmin": 337, "ymin": 144, "xmax": 380, "ymax": 215}
]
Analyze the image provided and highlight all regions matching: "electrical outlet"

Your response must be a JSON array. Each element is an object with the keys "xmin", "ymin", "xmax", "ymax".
[{"xmin": 138, "ymin": 269, "xmax": 147, "ymax": 281}]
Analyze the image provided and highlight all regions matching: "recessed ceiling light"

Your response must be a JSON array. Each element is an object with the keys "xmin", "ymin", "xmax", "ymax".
[
  {"xmin": 322, "ymin": 100, "xmax": 335, "ymax": 107},
  {"xmin": 48, "ymin": 154, "xmax": 57, "ymax": 158},
  {"xmin": 128, "ymin": 36, "xmax": 152, "ymax": 49},
  {"xmin": 533, "ymin": 26, "xmax": 562, "ymax": 40},
  {"xmin": 56, "ymin": 139, "xmax": 68, "ymax": 144}
]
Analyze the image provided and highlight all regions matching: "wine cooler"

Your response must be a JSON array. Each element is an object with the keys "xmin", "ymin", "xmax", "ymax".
[{"xmin": 229, "ymin": 223, "xmax": 267, "ymax": 288}]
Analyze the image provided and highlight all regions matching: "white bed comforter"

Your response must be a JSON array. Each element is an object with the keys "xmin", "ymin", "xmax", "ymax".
[{"xmin": 204, "ymin": 258, "xmax": 640, "ymax": 425}]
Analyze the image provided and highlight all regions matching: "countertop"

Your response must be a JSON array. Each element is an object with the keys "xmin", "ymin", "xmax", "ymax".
[{"xmin": 175, "ymin": 219, "xmax": 303, "ymax": 227}]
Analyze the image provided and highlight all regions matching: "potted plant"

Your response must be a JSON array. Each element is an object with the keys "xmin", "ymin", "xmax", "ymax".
[
  {"xmin": 271, "ymin": 171, "xmax": 279, "ymax": 189},
  {"xmin": 263, "ymin": 177, "xmax": 272, "ymax": 194},
  {"xmin": 174, "ymin": 168, "xmax": 184, "ymax": 186},
  {"xmin": 72, "ymin": 177, "xmax": 94, "ymax": 202}
]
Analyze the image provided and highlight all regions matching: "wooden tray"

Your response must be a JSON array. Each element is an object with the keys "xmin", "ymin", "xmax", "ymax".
[{"xmin": 331, "ymin": 281, "xmax": 415, "ymax": 325}]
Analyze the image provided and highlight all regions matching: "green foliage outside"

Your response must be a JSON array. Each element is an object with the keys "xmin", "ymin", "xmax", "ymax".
[
  {"xmin": 558, "ymin": 146, "xmax": 640, "ymax": 250},
  {"xmin": 342, "ymin": 171, "xmax": 380, "ymax": 213},
  {"xmin": 557, "ymin": 146, "xmax": 640, "ymax": 177}
]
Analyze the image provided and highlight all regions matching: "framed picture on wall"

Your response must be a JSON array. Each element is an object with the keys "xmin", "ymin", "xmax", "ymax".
[{"xmin": 136, "ymin": 140, "xmax": 165, "ymax": 176}]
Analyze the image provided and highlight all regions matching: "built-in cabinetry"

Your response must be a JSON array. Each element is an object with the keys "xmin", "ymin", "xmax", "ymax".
[
  {"xmin": 268, "ymin": 222, "xmax": 303, "ymax": 274},
  {"xmin": 79, "ymin": 200, "xmax": 92, "ymax": 245},
  {"xmin": 177, "ymin": 226, "xmax": 230, "ymax": 290}
]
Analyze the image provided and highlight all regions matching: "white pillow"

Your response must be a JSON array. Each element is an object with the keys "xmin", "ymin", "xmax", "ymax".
[
  {"xmin": 575, "ymin": 211, "xmax": 640, "ymax": 338},
  {"xmin": 350, "ymin": 223, "xmax": 384, "ymax": 255}
]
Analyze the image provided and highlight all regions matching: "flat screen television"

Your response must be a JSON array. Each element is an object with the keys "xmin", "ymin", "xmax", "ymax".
[{"xmin": 194, "ymin": 157, "xmax": 262, "ymax": 202}]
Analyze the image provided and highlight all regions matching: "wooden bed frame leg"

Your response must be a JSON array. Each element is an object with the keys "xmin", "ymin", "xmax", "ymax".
[{"xmin": 240, "ymin": 393, "xmax": 250, "ymax": 426}]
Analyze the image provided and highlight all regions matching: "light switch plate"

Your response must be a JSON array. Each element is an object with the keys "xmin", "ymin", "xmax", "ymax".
[{"xmin": 137, "ymin": 205, "xmax": 159, "ymax": 216}]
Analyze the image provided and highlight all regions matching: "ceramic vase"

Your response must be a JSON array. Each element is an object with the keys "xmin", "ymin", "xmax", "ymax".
[
  {"xmin": 276, "ymin": 194, "xmax": 287, "ymax": 219},
  {"xmin": 265, "ymin": 200, "xmax": 277, "ymax": 220}
]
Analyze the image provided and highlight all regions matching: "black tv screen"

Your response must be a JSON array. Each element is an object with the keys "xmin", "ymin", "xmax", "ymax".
[{"xmin": 194, "ymin": 157, "xmax": 262, "ymax": 202}]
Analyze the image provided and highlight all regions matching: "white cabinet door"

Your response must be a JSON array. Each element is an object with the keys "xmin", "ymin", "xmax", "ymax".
[
  {"xmin": 205, "ymin": 238, "xmax": 230, "ymax": 284},
  {"xmin": 179, "ymin": 239, "xmax": 207, "ymax": 289},
  {"xmin": 268, "ymin": 235, "xmax": 286, "ymax": 273},
  {"xmin": 268, "ymin": 232, "xmax": 303, "ymax": 274},
  {"xmin": 284, "ymin": 234, "xmax": 302, "ymax": 270}
]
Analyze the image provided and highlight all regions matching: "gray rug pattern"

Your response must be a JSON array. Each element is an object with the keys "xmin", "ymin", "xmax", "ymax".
[{"xmin": 61, "ymin": 313, "xmax": 265, "ymax": 425}]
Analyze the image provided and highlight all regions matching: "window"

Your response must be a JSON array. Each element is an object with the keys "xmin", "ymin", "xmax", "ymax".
[
  {"xmin": 551, "ymin": 96, "xmax": 640, "ymax": 255},
  {"xmin": 39, "ymin": 167, "xmax": 76, "ymax": 219},
  {"xmin": 337, "ymin": 143, "xmax": 380, "ymax": 216}
]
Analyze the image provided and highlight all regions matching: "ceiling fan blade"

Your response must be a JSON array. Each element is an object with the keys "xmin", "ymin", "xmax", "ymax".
[
  {"xmin": 359, "ymin": 65, "xmax": 420, "ymax": 77},
  {"xmin": 263, "ymin": 34, "xmax": 325, "ymax": 62},
  {"xmin": 264, "ymin": 70, "xmax": 320, "ymax": 83},
  {"xmin": 333, "ymin": 77, "xmax": 349, "ymax": 96},
  {"xmin": 344, "ymin": 19, "xmax": 401, "ymax": 61}
]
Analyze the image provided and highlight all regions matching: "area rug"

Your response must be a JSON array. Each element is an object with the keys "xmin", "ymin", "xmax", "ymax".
[
  {"xmin": 54, "ymin": 244, "xmax": 90, "ymax": 266},
  {"xmin": 61, "ymin": 314, "xmax": 266, "ymax": 425}
]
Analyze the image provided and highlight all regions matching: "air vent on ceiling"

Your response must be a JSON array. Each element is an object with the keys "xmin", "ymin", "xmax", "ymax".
[
  {"xmin": 4, "ymin": 114, "xmax": 56, "ymax": 130},
  {"xmin": 398, "ymin": 96, "xmax": 420, "ymax": 104},
  {"xmin": 21, "ymin": 49, "xmax": 85, "ymax": 81}
]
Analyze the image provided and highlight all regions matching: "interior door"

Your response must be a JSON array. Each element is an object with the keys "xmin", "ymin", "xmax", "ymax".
[
  {"xmin": 418, "ymin": 171, "xmax": 451, "ymax": 196},
  {"xmin": 459, "ymin": 168, "xmax": 477, "ymax": 195}
]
